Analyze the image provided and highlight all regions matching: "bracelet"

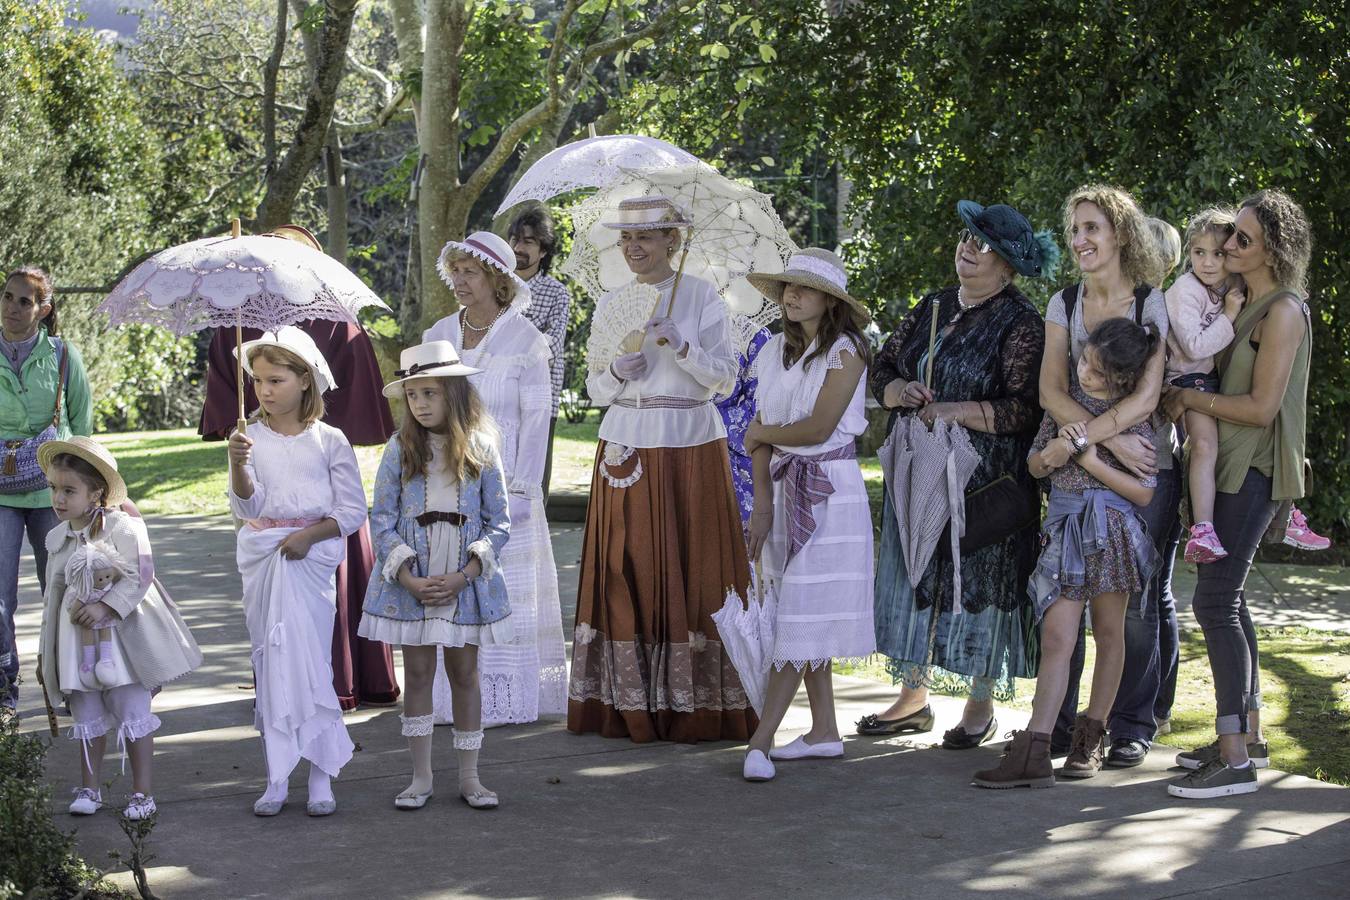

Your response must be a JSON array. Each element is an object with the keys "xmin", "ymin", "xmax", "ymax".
[{"xmin": 1208, "ymin": 394, "xmax": 1217, "ymax": 412}]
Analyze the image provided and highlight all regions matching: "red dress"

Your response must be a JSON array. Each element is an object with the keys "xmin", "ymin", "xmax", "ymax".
[{"xmin": 200, "ymin": 321, "xmax": 400, "ymax": 709}]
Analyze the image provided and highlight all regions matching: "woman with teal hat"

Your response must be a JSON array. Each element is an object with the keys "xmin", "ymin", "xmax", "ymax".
[{"xmin": 859, "ymin": 200, "xmax": 1056, "ymax": 749}]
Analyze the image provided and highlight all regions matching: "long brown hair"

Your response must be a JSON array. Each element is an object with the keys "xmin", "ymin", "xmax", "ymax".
[
  {"xmin": 247, "ymin": 345, "xmax": 326, "ymax": 426},
  {"xmin": 398, "ymin": 376, "xmax": 496, "ymax": 483},
  {"xmin": 781, "ymin": 292, "xmax": 872, "ymax": 371},
  {"xmin": 48, "ymin": 453, "xmax": 110, "ymax": 539}
]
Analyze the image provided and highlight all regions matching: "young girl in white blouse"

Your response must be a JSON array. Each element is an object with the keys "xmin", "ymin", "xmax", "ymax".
[
  {"xmin": 359, "ymin": 340, "xmax": 513, "ymax": 811},
  {"xmin": 227, "ymin": 327, "xmax": 368, "ymax": 818},
  {"xmin": 740, "ymin": 249, "xmax": 876, "ymax": 781}
]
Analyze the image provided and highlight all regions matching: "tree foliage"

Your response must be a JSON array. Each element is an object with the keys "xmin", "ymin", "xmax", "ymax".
[{"xmin": 638, "ymin": 0, "xmax": 1349, "ymax": 537}]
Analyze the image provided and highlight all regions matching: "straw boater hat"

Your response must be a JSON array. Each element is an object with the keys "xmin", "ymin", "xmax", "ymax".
[
  {"xmin": 746, "ymin": 248, "xmax": 870, "ymax": 325},
  {"xmin": 37, "ymin": 436, "xmax": 128, "ymax": 507},
  {"xmin": 382, "ymin": 340, "xmax": 481, "ymax": 398},
  {"xmin": 266, "ymin": 224, "xmax": 323, "ymax": 252},
  {"xmin": 601, "ymin": 195, "xmax": 694, "ymax": 231},
  {"xmin": 233, "ymin": 325, "xmax": 338, "ymax": 395},
  {"xmin": 437, "ymin": 231, "xmax": 532, "ymax": 312}
]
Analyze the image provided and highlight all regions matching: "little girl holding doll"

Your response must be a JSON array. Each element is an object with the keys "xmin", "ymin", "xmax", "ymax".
[
  {"xmin": 358, "ymin": 340, "xmax": 512, "ymax": 810},
  {"xmin": 227, "ymin": 327, "xmax": 368, "ymax": 818},
  {"xmin": 38, "ymin": 437, "xmax": 200, "ymax": 820}
]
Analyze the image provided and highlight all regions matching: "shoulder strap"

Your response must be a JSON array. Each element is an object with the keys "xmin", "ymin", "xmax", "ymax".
[
  {"xmin": 49, "ymin": 338, "xmax": 68, "ymax": 429},
  {"xmin": 1133, "ymin": 286, "xmax": 1150, "ymax": 326},
  {"xmin": 1063, "ymin": 283, "xmax": 1080, "ymax": 324},
  {"xmin": 1216, "ymin": 290, "xmax": 1302, "ymax": 376}
]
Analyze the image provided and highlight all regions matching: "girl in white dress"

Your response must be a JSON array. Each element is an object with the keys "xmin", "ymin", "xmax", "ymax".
[
  {"xmin": 423, "ymin": 231, "xmax": 567, "ymax": 726},
  {"xmin": 742, "ymin": 249, "xmax": 876, "ymax": 781},
  {"xmin": 359, "ymin": 340, "xmax": 513, "ymax": 810},
  {"xmin": 227, "ymin": 328, "xmax": 368, "ymax": 817}
]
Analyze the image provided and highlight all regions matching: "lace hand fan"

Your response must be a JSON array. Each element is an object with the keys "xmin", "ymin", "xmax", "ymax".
[{"xmin": 586, "ymin": 281, "xmax": 662, "ymax": 374}]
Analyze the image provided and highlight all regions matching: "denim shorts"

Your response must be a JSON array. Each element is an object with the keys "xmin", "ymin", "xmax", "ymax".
[{"xmin": 1169, "ymin": 371, "xmax": 1220, "ymax": 393}]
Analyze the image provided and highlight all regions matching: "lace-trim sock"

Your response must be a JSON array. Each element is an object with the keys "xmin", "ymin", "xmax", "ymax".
[
  {"xmin": 452, "ymin": 728, "xmax": 494, "ymax": 802},
  {"xmin": 400, "ymin": 715, "xmax": 435, "ymax": 798}
]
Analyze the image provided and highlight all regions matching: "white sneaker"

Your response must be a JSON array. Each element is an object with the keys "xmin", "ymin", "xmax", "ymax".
[
  {"xmin": 69, "ymin": 787, "xmax": 102, "ymax": 816},
  {"xmin": 123, "ymin": 793, "xmax": 156, "ymax": 820},
  {"xmin": 742, "ymin": 749, "xmax": 775, "ymax": 782},
  {"xmin": 770, "ymin": 735, "xmax": 845, "ymax": 760}
]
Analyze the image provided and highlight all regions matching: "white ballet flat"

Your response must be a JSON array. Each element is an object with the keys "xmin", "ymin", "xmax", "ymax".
[
  {"xmin": 306, "ymin": 798, "xmax": 337, "ymax": 817},
  {"xmin": 769, "ymin": 736, "xmax": 845, "ymax": 760},
  {"xmin": 394, "ymin": 789, "xmax": 433, "ymax": 810},
  {"xmin": 743, "ymin": 749, "xmax": 776, "ymax": 782},
  {"xmin": 252, "ymin": 796, "xmax": 285, "ymax": 817},
  {"xmin": 460, "ymin": 788, "xmax": 499, "ymax": 810}
]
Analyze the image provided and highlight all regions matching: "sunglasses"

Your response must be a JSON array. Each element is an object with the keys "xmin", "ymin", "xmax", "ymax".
[
  {"xmin": 1233, "ymin": 230, "xmax": 1253, "ymax": 249},
  {"xmin": 958, "ymin": 229, "xmax": 994, "ymax": 253}
]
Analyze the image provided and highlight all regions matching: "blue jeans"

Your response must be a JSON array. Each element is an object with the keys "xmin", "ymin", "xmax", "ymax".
[
  {"xmin": 1054, "ymin": 464, "xmax": 1182, "ymax": 747},
  {"xmin": 0, "ymin": 504, "xmax": 59, "ymax": 706}
]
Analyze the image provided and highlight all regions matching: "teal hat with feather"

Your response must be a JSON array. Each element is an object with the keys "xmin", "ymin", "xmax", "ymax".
[{"xmin": 956, "ymin": 200, "xmax": 1059, "ymax": 279}]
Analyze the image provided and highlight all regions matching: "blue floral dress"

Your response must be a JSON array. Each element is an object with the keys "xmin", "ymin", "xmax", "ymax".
[{"xmin": 715, "ymin": 323, "xmax": 772, "ymax": 524}]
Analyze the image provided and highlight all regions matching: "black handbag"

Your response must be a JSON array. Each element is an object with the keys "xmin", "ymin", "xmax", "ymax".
[{"xmin": 959, "ymin": 473, "xmax": 1042, "ymax": 554}]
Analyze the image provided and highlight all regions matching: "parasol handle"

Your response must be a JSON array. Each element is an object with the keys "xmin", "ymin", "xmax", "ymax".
[
  {"xmin": 655, "ymin": 229, "xmax": 693, "ymax": 347},
  {"xmin": 753, "ymin": 556, "xmax": 765, "ymax": 605},
  {"xmin": 232, "ymin": 218, "xmax": 247, "ymax": 433},
  {"xmin": 923, "ymin": 293, "xmax": 940, "ymax": 389}
]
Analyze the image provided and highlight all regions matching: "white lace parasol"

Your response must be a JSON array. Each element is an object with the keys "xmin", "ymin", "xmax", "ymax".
[
  {"xmin": 99, "ymin": 233, "xmax": 388, "ymax": 337},
  {"xmin": 586, "ymin": 281, "xmax": 662, "ymax": 375},
  {"xmin": 559, "ymin": 164, "xmax": 794, "ymax": 337},
  {"xmin": 495, "ymin": 135, "xmax": 712, "ymax": 217}
]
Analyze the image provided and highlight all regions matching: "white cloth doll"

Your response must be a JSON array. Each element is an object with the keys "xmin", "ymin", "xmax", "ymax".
[{"xmin": 63, "ymin": 539, "xmax": 132, "ymax": 690}]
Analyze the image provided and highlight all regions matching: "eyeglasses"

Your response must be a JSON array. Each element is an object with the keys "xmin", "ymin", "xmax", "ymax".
[{"xmin": 958, "ymin": 229, "xmax": 994, "ymax": 253}]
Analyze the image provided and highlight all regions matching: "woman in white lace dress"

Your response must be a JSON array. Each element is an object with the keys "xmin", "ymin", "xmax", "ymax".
[
  {"xmin": 423, "ymin": 231, "xmax": 567, "ymax": 726},
  {"xmin": 741, "ymin": 249, "xmax": 875, "ymax": 782}
]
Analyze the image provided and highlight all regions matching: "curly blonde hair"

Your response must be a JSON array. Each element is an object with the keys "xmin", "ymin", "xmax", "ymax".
[
  {"xmin": 1238, "ymin": 189, "xmax": 1312, "ymax": 296},
  {"xmin": 1062, "ymin": 184, "xmax": 1165, "ymax": 288},
  {"xmin": 442, "ymin": 250, "xmax": 517, "ymax": 308},
  {"xmin": 1182, "ymin": 205, "xmax": 1237, "ymax": 254}
]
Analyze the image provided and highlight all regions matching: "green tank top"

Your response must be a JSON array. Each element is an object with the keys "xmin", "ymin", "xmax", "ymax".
[{"xmin": 1215, "ymin": 289, "xmax": 1311, "ymax": 501}]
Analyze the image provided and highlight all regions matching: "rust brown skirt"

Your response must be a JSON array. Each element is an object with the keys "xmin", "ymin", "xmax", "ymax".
[{"xmin": 567, "ymin": 438, "xmax": 756, "ymax": 743}]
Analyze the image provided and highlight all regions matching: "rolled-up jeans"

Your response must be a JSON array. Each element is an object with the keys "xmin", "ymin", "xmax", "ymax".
[
  {"xmin": 1192, "ymin": 468, "xmax": 1277, "ymax": 735},
  {"xmin": 0, "ymin": 504, "xmax": 60, "ymax": 705},
  {"xmin": 1054, "ymin": 464, "xmax": 1182, "ymax": 746}
]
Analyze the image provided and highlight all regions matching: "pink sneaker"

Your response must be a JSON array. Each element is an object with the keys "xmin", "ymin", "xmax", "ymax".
[
  {"xmin": 1284, "ymin": 505, "xmax": 1332, "ymax": 551},
  {"xmin": 1185, "ymin": 522, "xmax": 1228, "ymax": 564}
]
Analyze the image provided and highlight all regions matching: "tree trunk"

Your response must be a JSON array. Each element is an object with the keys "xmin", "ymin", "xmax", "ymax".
[
  {"xmin": 324, "ymin": 124, "xmax": 348, "ymax": 261},
  {"xmin": 416, "ymin": 0, "xmax": 472, "ymax": 331},
  {"xmin": 254, "ymin": 0, "xmax": 360, "ymax": 231}
]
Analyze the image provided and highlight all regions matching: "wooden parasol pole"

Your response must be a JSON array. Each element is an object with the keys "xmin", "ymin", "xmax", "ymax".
[
  {"xmin": 655, "ymin": 230, "xmax": 693, "ymax": 347},
  {"xmin": 232, "ymin": 218, "xmax": 247, "ymax": 433}
]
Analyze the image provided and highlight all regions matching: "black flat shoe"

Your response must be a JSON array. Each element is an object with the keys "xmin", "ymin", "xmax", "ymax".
[
  {"xmin": 941, "ymin": 716, "xmax": 998, "ymax": 750},
  {"xmin": 855, "ymin": 705, "xmax": 935, "ymax": 736},
  {"xmin": 1105, "ymin": 737, "xmax": 1149, "ymax": 768}
]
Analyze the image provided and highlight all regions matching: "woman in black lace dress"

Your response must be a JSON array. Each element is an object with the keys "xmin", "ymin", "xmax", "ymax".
[{"xmin": 857, "ymin": 201, "xmax": 1054, "ymax": 748}]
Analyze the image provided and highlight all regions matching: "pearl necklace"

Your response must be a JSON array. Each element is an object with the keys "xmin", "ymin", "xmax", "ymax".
[
  {"xmin": 956, "ymin": 285, "xmax": 999, "ymax": 311},
  {"xmin": 462, "ymin": 305, "xmax": 505, "ymax": 334}
]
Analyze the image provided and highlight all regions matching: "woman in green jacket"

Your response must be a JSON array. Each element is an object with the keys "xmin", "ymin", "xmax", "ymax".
[{"xmin": 0, "ymin": 267, "xmax": 92, "ymax": 712}]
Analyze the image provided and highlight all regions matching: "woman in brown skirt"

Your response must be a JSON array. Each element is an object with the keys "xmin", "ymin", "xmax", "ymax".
[{"xmin": 567, "ymin": 196, "xmax": 756, "ymax": 743}]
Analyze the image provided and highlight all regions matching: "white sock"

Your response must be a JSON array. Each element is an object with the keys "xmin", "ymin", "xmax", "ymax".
[{"xmin": 307, "ymin": 764, "xmax": 334, "ymax": 803}]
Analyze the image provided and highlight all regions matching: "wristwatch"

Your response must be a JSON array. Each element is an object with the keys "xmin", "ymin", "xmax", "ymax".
[{"xmin": 1071, "ymin": 435, "xmax": 1088, "ymax": 455}]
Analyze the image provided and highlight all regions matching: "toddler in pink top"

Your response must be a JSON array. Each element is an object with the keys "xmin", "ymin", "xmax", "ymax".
[{"xmin": 1165, "ymin": 208, "xmax": 1246, "ymax": 563}]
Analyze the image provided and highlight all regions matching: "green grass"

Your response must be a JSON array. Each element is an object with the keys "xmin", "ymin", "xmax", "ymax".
[{"xmin": 841, "ymin": 625, "xmax": 1350, "ymax": 785}]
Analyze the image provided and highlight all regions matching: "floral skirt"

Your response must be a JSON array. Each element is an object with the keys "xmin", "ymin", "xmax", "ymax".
[{"xmin": 567, "ymin": 439, "xmax": 757, "ymax": 743}]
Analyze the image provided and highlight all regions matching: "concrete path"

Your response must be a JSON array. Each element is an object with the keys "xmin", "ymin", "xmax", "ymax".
[{"xmin": 12, "ymin": 515, "xmax": 1350, "ymax": 899}]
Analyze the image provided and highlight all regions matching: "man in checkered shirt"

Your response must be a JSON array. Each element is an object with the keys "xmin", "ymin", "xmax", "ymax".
[{"xmin": 510, "ymin": 206, "xmax": 571, "ymax": 498}]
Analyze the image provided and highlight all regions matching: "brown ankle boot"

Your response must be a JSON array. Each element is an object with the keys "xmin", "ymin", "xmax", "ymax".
[
  {"xmin": 1060, "ymin": 714, "xmax": 1107, "ymax": 778},
  {"xmin": 972, "ymin": 729, "xmax": 1054, "ymax": 789}
]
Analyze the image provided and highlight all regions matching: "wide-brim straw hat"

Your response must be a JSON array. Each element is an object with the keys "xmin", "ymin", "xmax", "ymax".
[
  {"xmin": 601, "ymin": 195, "xmax": 694, "ymax": 230},
  {"xmin": 37, "ymin": 436, "xmax": 128, "ymax": 507},
  {"xmin": 437, "ymin": 231, "xmax": 532, "ymax": 313},
  {"xmin": 746, "ymin": 248, "xmax": 870, "ymax": 324},
  {"xmin": 266, "ymin": 224, "xmax": 323, "ymax": 252},
  {"xmin": 382, "ymin": 340, "xmax": 481, "ymax": 398},
  {"xmin": 234, "ymin": 325, "xmax": 338, "ymax": 394}
]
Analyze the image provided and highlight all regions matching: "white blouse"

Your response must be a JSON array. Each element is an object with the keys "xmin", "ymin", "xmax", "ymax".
[
  {"xmin": 586, "ymin": 273, "xmax": 737, "ymax": 448},
  {"xmin": 424, "ymin": 307, "xmax": 553, "ymax": 501},
  {"xmin": 755, "ymin": 334, "xmax": 867, "ymax": 453},
  {"xmin": 229, "ymin": 420, "xmax": 368, "ymax": 537}
]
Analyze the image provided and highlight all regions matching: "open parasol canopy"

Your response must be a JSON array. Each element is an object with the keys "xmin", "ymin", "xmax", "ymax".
[
  {"xmin": 99, "ymin": 220, "xmax": 389, "ymax": 428},
  {"xmin": 494, "ymin": 134, "xmax": 712, "ymax": 217},
  {"xmin": 559, "ymin": 164, "xmax": 796, "ymax": 333}
]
